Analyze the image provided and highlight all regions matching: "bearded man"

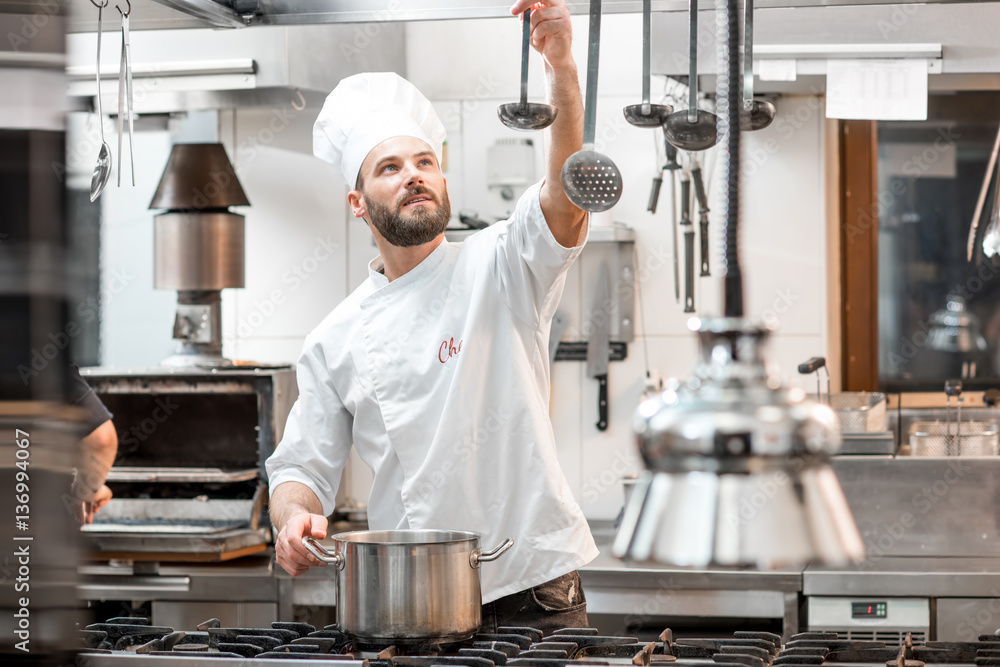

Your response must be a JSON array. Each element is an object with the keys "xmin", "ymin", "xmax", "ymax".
[{"xmin": 265, "ymin": 0, "xmax": 598, "ymax": 633}]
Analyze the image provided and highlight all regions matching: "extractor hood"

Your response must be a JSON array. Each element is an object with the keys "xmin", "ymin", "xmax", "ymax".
[{"xmin": 65, "ymin": 22, "xmax": 406, "ymax": 112}]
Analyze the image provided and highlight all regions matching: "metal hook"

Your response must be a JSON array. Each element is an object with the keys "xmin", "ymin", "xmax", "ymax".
[
  {"xmin": 116, "ymin": 0, "xmax": 130, "ymax": 16},
  {"xmin": 89, "ymin": 0, "xmax": 108, "ymax": 8}
]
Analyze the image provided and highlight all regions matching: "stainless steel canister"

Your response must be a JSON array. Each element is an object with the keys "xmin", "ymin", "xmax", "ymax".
[{"xmin": 303, "ymin": 530, "xmax": 513, "ymax": 643}]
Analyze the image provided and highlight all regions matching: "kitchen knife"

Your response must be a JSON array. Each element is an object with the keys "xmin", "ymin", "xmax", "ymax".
[
  {"xmin": 665, "ymin": 140, "xmax": 683, "ymax": 303},
  {"xmin": 670, "ymin": 171, "xmax": 680, "ymax": 303},
  {"xmin": 692, "ymin": 165, "xmax": 711, "ymax": 277},
  {"xmin": 586, "ymin": 265, "xmax": 612, "ymax": 431}
]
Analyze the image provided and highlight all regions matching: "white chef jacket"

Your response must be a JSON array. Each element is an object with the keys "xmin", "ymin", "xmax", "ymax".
[{"xmin": 266, "ymin": 181, "xmax": 599, "ymax": 603}]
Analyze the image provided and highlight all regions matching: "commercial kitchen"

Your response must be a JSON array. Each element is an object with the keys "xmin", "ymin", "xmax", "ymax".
[{"xmin": 3, "ymin": 0, "xmax": 1000, "ymax": 664}]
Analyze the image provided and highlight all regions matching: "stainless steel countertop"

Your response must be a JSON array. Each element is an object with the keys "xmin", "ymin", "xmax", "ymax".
[{"xmin": 804, "ymin": 556, "xmax": 1000, "ymax": 596}]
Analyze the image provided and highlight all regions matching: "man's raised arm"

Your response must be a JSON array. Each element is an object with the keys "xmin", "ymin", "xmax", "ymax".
[{"xmin": 511, "ymin": 0, "xmax": 587, "ymax": 247}]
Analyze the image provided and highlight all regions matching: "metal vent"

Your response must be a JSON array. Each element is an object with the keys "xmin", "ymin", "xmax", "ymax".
[{"xmin": 844, "ymin": 631, "xmax": 927, "ymax": 646}]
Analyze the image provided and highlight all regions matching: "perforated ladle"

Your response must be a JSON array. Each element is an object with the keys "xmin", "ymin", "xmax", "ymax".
[
  {"xmin": 741, "ymin": 0, "xmax": 775, "ymax": 131},
  {"xmin": 623, "ymin": 0, "xmax": 673, "ymax": 127},
  {"xmin": 561, "ymin": 0, "xmax": 622, "ymax": 212},
  {"xmin": 497, "ymin": 8, "xmax": 557, "ymax": 131},
  {"xmin": 663, "ymin": 0, "xmax": 720, "ymax": 152}
]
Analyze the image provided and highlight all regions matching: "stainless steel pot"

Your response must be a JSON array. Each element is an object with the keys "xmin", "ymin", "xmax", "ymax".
[{"xmin": 303, "ymin": 530, "xmax": 513, "ymax": 643}]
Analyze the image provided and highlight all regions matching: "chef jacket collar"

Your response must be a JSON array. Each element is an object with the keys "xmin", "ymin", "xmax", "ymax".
[{"xmin": 367, "ymin": 239, "xmax": 450, "ymax": 290}]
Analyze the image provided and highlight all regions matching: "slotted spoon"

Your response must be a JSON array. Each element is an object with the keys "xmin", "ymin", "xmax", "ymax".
[{"xmin": 561, "ymin": 0, "xmax": 622, "ymax": 213}]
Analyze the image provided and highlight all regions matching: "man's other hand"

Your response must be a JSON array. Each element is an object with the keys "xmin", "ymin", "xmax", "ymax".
[{"xmin": 275, "ymin": 513, "xmax": 329, "ymax": 576}]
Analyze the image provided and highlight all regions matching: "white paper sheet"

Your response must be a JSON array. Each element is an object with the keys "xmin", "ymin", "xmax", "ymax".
[
  {"xmin": 757, "ymin": 59, "xmax": 797, "ymax": 82},
  {"xmin": 825, "ymin": 58, "xmax": 928, "ymax": 120}
]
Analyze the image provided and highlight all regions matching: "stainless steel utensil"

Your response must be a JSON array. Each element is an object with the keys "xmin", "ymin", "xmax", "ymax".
[
  {"xmin": 561, "ymin": 0, "xmax": 623, "ymax": 212},
  {"xmin": 116, "ymin": 0, "xmax": 134, "ymax": 187},
  {"xmin": 663, "ymin": 0, "xmax": 720, "ymax": 152},
  {"xmin": 89, "ymin": 0, "xmax": 111, "ymax": 202},
  {"xmin": 586, "ymin": 264, "xmax": 611, "ymax": 431},
  {"xmin": 623, "ymin": 0, "xmax": 673, "ymax": 127},
  {"xmin": 740, "ymin": 0, "xmax": 775, "ymax": 131},
  {"xmin": 684, "ymin": 226, "xmax": 695, "ymax": 312},
  {"xmin": 679, "ymin": 170, "xmax": 695, "ymax": 312},
  {"xmin": 982, "ymin": 149, "xmax": 1000, "ymax": 258},
  {"xmin": 666, "ymin": 142, "xmax": 682, "ymax": 303},
  {"xmin": 497, "ymin": 8, "xmax": 557, "ymax": 131},
  {"xmin": 303, "ymin": 530, "xmax": 513, "ymax": 643},
  {"xmin": 967, "ymin": 124, "xmax": 1000, "ymax": 261},
  {"xmin": 692, "ymin": 164, "xmax": 711, "ymax": 276}
]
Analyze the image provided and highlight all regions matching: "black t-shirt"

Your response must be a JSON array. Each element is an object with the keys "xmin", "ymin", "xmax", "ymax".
[{"xmin": 67, "ymin": 364, "xmax": 112, "ymax": 436}]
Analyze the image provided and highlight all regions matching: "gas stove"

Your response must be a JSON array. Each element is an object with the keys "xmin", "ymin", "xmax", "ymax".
[{"xmin": 74, "ymin": 619, "xmax": 1000, "ymax": 667}]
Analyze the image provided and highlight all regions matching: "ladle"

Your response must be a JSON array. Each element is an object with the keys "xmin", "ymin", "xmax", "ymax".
[
  {"xmin": 89, "ymin": 0, "xmax": 112, "ymax": 202},
  {"xmin": 561, "ymin": 0, "xmax": 622, "ymax": 212},
  {"xmin": 741, "ymin": 0, "xmax": 775, "ymax": 131},
  {"xmin": 497, "ymin": 8, "xmax": 557, "ymax": 131},
  {"xmin": 662, "ymin": 0, "xmax": 720, "ymax": 152},
  {"xmin": 623, "ymin": 0, "xmax": 673, "ymax": 127}
]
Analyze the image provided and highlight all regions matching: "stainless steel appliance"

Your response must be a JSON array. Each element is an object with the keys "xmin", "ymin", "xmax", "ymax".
[
  {"xmin": 149, "ymin": 143, "xmax": 250, "ymax": 368},
  {"xmin": 77, "ymin": 366, "xmax": 296, "ymax": 628},
  {"xmin": 80, "ymin": 365, "xmax": 295, "ymax": 559},
  {"xmin": 303, "ymin": 530, "xmax": 513, "ymax": 643}
]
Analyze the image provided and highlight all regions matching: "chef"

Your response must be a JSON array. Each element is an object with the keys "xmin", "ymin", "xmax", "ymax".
[{"xmin": 266, "ymin": 0, "xmax": 598, "ymax": 633}]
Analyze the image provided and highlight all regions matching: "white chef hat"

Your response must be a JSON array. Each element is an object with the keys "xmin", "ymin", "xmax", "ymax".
[{"xmin": 313, "ymin": 72, "xmax": 447, "ymax": 189}]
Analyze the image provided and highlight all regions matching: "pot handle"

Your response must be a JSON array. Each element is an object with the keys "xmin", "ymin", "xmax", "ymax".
[
  {"xmin": 302, "ymin": 536, "xmax": 345, "ymax": 570},
  {"xmin": 470, "ymin": 538, "xmax": 514, "ymax": 568}
]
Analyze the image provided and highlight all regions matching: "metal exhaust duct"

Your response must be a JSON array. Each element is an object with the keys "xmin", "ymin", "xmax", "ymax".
[{"xmin": 149, "ymin": 143, "xmax": 249, "ymax": 367}]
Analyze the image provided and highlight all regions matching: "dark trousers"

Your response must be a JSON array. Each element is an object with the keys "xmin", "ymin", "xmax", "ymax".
[{"xmin": 479, "ymin": 571, "xmax": 588, "ymax": 637}]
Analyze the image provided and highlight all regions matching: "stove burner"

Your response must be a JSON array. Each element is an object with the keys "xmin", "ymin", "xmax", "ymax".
[{"xmin": 76, "ymin": 618, "xmax": 1000, "ymax": 667}]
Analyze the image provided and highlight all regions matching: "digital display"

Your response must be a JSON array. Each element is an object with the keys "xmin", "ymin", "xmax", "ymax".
[{"xmin": 852, "ymin": 601, "xmax": 888, "ymax": 619}]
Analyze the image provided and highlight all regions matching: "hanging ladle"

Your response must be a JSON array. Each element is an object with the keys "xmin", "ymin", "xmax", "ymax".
[
  {"xmin": 663, "ymin": 0, "xmax": 720, "ymax": 152},
  {"xmin": 497, "ymin": 8, "xmax": 557, "ymax": 131},
  {"xmin": 89, "ymin": 0, "xmax": 112, "ymax": 202},
  {"xmin": 741, "ymin": 0, "xmax": 775, "ymax": 131},
  {"xmin": 561, "ymin": 0, "xmax": 622, "ymax": 212},
  {"xmin": 623, "ymin": 0, "xmax": 673, "ymax": 127}
]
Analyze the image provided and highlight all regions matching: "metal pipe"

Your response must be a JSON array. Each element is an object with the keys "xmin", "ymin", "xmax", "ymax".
[{"xmin": 717, "ymin": 0, "xmax": 743, "ymax": 316}]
